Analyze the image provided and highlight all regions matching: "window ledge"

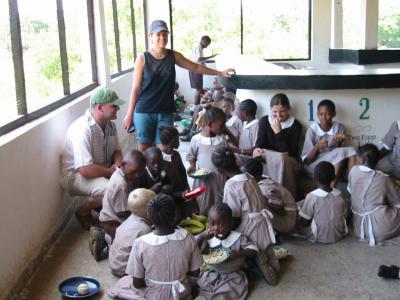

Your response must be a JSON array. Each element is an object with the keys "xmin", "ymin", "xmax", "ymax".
[{"xmin": 329, "ymin": 49, "xmax": 400, "ymax": 65}]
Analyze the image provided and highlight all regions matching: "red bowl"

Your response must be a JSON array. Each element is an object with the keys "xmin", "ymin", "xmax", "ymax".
[{"xmin": 182, "ymin": 185, "xmax": 207, "ymax": 199}]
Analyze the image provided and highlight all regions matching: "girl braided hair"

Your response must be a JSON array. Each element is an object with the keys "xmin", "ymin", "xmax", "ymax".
[
  {"xmin": 147, "ymin": 193, "xmax": 176, "ymax": 227},
  {"xmin": 203, "ymin": 105, "xmax": 226, "ymax": 125},
  {"xmin": 209, "ymin": 202, "xmax": 233, "ymax": 221},
  {"xmin": 211, "ymin": 147, "xmax": 238, "ymax": 171},
  {"xmin": 240, "ymin": 156, "xmax": 265, "ymax": 177}
]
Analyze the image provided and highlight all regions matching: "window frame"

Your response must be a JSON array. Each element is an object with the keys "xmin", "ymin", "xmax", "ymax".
[
  {"xmin": 1, "ymin": 0, "xmax": 98, "ymax": 136},
  {"xmin": 109, "ymin": 0, "xmax": 146, "ymax": 78},
  {"xmin": 169, "ymin": 0, "xmax": 312, "ymax": 62}
]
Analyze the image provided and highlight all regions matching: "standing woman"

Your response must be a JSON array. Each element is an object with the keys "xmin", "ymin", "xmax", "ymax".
[{"xmin": 122, "ymin": 20, "xmax": 234, "ymax": 151}]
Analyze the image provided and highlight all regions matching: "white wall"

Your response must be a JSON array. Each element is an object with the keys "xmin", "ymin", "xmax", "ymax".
[
  {"xmin": 237, "ymin": 88, "xmax": 400, "ymax": 148},
  {"xmin": 0, "ymin": 73, "xmax": 135, "ymax": 298}
]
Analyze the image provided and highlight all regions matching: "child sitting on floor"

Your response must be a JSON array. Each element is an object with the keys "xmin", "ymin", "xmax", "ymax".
[
  {"xmin": 211, "ymin": 147, "xmax": 280, "ymax": 286},
  {"xmin": 302, "ymin": 99, "xmax": 356, "ymax": 187},
  {"xmin": 297, "ymin": 161, "xmax": 348, "ymax": 244},
  {"xmin": 136, "ymin": 147, "xmax": 180, "ymax": 195},
  {"xmin": 196, "ymin": 203, "xmax": 258, "ymax": 300},
  {"xmin": 108, "ymin": 193, "xmax": 203, "ymax": 300},
  {"xmin": 108, "ymin": 188, "xmax": 155, "ymax": 277},
  {"xmin": 90, "ymin": 150, "xmax": 146, "ymax": 261},
  {"xmin": 241, "ymin": 156, "xmax": 297, "ymax": 234},
  {"xmin": 376, "ymin": 120, "xmax": 400, "ymax": 180},
  {"xmin": 348, "ymin": 144, "xmax": 400, "ymax": 246}
]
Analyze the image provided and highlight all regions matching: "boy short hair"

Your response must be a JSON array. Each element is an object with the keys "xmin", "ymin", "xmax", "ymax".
[
  {"xmin": 239, "ymin": 99, "xmax": 257, "ymax": 117},
  {"xmin": 318, "ymin": 99, "xmax": 336, "ymax": 113},
  {"xmin": 201, "ymin": 35, "xmax": 211, "ymax": 44},
  {"xmin": 314, "ymin": 161, "xmax": 335, "ymax": 185},
  {"xmin": 357, "ymin": 143, "xmax": 380, "ymax": 167},
  {"xmin": 128, "ymin": 188, "xmax": 156, "ymax": 218}
]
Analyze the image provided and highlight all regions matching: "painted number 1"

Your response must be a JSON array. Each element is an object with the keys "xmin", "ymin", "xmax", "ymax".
[
  {"xmin": 359, "ymin": 97, "xmax": 370, "ymax": 120},
  {"xmin": 308, "ymin": 99, "xmax": 314, "ymax": 121}
]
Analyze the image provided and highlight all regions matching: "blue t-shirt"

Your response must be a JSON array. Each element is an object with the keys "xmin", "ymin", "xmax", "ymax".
[{"xmin": 135, "ymin": 49, "xmax": 176, "ymax": 113}]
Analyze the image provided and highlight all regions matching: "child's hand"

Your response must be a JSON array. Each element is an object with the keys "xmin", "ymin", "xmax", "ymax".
[
  {"xmin": 229, "ymin": 250, "xmax": 241, "ymax": 260},
  {"xmin": 150, "ymin": 182, "xmax": 163, "ymax": 193},
  {"xmin": 187, "ymin": 165, "xmax": 196, "ymax": 174},
  {"xmin": 333, "ymin": 133, "xmax": 345, "ymax": 143},
  {"xmin": 271, "ymin": 118, "xmax": 282, "ymax": 134},
  {"xmin": 316, "ymin": 138, "xmax": 328, "ymax": 151}
]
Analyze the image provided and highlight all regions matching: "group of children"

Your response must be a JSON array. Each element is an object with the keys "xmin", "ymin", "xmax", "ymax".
[{"xmin": 85, "ymin": 90, "xmax": 400, "ymax": 299}]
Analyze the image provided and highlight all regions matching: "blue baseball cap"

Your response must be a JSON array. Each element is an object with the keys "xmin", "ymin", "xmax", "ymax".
[{"xmin": 150, "ymin": 20, "xmax": 169, "ymax": 33}]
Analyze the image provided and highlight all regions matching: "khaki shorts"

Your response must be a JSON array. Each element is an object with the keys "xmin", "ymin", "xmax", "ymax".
[{"xmin": 60, "ymin": 172, "xmax": 108, "ymax": 197}]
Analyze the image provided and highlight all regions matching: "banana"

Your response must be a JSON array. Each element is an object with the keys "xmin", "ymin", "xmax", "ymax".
[
  {"xmin": 179, "ymin": 217, "xmax": 205, "ymax": 235},
  {"xmin": 185, "ymin": 225, "xmax": 204, "ymax": 235},
  {"xmin": 191, "ymin": 213, "xmax": 208, "ymax": 224}
]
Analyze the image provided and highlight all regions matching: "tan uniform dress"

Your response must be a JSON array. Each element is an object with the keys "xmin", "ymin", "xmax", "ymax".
[
  {"xmin": 108, "ymin": 228, "xmax": 203, "ymax": 300},
  {"xmin": 302, "ymin": 121, "xmax": 356, "ymax": 176},
  {"xmin": 108, "ymin": 214, "xmax": 151, "ymax": 277},
  {"xmin": 377, "ymin": 120, "xmax": 400, "ymax": 179},
  {"xmin": 258, "ymin": 176, "xmax": 297, "ymax": 233},
  {"xmin": 99, "ymin": 167, "xmax": 132, "ymax": 224},
  {"xmin": 298, "ymin": 188, "xmax": 348, "ymax": 243},
  {"xmin": 348, "ymin": 165, "xmax": 400, "ymax": 246},
  {"xmin": 197, "ymin": 231, "xmax": 258, "ymax": 300},
  {"xmin": 187, "ymin": 134, "xmax": 227, "ymax": 215},
  {"xmin": 225, "ymin": 115, "xmax": 243, "ymax": 141},
  {"xmin": 223, "ymin": 173, "xmax": 275, "ymax": 250}
]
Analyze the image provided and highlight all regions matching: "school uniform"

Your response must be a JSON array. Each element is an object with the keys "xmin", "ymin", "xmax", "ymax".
[
  {"xmin": 223, "ymin": 173, "xmax": 275, "ymax": 250},
  {"xmin": 162, "ymin": 150, "xmax": 189, "ymax": 192},
  {"xmin": 258, "ymin": 176, "xmax": 297, "ymax": 233},
  {"xmin": 348, "ymin": 165, "xmax": 400, "ymax": 246},
  {"xmin": 377, "ymin": 120, "xmax": 400, "ymax": 179},
  {"xmin": 298, "ymin": 188, "xmax": 348, "ymax": 243},
  {"xmin": 255, "ymin": 116, "xmax": 301, "ymax": 198},
  {"xmin": 108, "ymin": 214, "xmax": 151, "ymax": 277},
  {"xmin": 197, "ymin": 231, "xmax": 258, "ymax": 300},
  {"xmin": 239, "ymin": 119, "xmax": 258, "ymax": 149},
  {"xmin": 225, "ymin": 115, "xmax": 243, "ymax": 141},
  {"xmin": 187, "ymin": 134, "xmax": 227, "ymax": 215},
  {"xmin": 99, "ymin": 167, "xmax": 132, "ymax": 224},
  {"xmin": 108, "ymin": 228, "xmax": 203, "ymax": 300},
  {"xmin": 302, "ymin": 121, "xmax": 356, "ymax": 175}
]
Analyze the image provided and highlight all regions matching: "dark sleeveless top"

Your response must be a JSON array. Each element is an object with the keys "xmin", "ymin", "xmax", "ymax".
[{"xmin": 135, "ymin": 49, "xmax": 176, "ymax": 113}]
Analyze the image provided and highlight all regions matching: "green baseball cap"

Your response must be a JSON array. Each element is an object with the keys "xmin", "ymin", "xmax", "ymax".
[{"xmin": 90, "ymin": 87, "xmax": 126, "ymax": 105}]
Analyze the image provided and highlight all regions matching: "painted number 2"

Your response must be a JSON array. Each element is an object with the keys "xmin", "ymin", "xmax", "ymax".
[{"xmin": 359, "ymin": 97, "xmax": 370, "ymax": 120}]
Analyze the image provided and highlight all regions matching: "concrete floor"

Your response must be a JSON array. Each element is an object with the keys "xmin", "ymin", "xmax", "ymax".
[
  {"xmin": 19, "ymin": 217, "xmax": 400, "ymax": 300},
  {"xmin": 18, "ymin": 130, "xmax": 400, "ymax": 299}
]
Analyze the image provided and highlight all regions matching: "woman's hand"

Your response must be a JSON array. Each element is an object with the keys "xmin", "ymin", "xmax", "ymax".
[
  {"xmin": 271, "ymin": 118, "xmax": 282, "ymax": 134},
  {"xmin": 220, "ymin": 68, "xmax": 236, "ymax": 78},
  {"xmin": 122, "ymin": 113, "xmax": 133, "ymax": 131},
  {"xmin": 253, "ymin": 147, "xmax": 264, "ymax": 157}
]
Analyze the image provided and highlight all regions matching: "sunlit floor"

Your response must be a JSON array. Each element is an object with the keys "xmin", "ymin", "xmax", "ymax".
[
  {"xmin": 19, "ymin": 216, "xmax": 400, "ymax": 300},
  {"xmin": 18, "ymin": 130, "xmax": 400, "ymax": 299}
]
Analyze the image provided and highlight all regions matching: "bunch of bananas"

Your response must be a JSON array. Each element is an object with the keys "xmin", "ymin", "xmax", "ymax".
[{"xmin": 179, "ymin": 214, "xmax": 208, "ymax": 235}]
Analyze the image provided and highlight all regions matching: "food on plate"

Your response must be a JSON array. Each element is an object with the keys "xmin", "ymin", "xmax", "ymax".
[
  {"xmin": 203, "ymin": 248, "xmax": 229, "ymax": 264},
  {"xmin": 77, "ymin": 283, "xmax": 89, "ymax": 295}
]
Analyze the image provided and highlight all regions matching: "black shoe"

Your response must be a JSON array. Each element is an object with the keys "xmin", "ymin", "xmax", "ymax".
[
  {"xmin": 378, "ymin": 265, "xmax": 400, "ymax": 279},
  {"xmin": 179, "ymin": 128, "xmax": 190, "ymax": 136},
  {"xmin": 180, "ymin": 131, "xmax": 195, "ymax": 142},
  {"xmin": 89, "ymin": 227, "xmax": 108, "ymax": 261}
]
